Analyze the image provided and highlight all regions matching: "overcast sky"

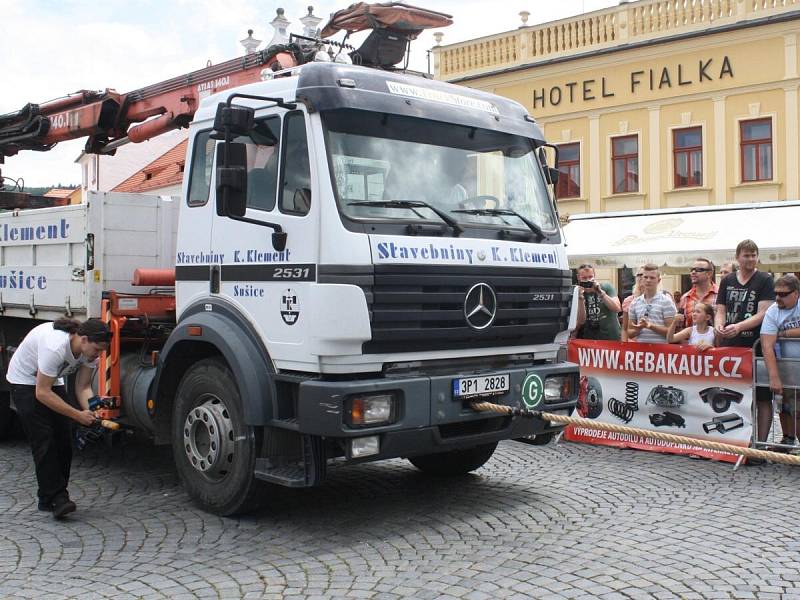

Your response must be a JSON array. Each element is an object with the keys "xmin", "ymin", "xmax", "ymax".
[{"xmin": 1, "ymin": 0, "xmax": 617, "ymax": 187}]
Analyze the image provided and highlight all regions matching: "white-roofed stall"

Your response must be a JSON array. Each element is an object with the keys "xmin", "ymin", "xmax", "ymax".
[{"xmin": 562, "ymin": 201, "xmax": 800, "ymax": 272}]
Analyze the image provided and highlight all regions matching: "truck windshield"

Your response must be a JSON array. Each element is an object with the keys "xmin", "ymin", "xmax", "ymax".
[{"xmin": 322, "ymin": 109, "xmax": 557, "ymax": 235}]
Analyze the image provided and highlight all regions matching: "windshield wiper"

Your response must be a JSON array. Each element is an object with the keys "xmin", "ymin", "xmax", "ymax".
[
  {"xmin": 347, "ymin": 200, "xmax": 463, "ymax": 237},
  {"xmin": 451, "ymin": 208, "xmax": 546, "ymax": 241}
]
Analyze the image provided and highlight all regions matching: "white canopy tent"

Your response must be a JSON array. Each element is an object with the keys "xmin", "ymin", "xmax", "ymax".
[{"xmin": 562, "ymin": 201, "xmax": 800, "ymax": 272}]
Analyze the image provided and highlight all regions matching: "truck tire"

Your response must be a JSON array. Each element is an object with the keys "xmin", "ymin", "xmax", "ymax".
[
  {"xmin": 408, "ymin": 442, "xmax": 498, "ymax": 476},
  {"xmin": 0, "ymin": 392, "xmax": 14, "ymax": 441},
  {"xmin": 172, "ymin": 358, "xmax": 264, "ymax": 516}
]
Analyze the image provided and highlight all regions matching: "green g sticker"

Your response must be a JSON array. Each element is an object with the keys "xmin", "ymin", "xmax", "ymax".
[{"xmin": 521, "ymin": 374, "xmax": 544, "ymax": 408}]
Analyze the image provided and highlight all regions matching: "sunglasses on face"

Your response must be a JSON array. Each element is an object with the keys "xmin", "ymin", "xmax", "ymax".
[
  {"xmin": 690, "ymin": 267, "xmax": 711, "ymax": 273},
  {"xmin": 776, "ymin": 290, "xmax": 797, "ymax": 298}
]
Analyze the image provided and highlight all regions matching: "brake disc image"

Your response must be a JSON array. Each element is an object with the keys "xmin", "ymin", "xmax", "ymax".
[{"xmin": 577, "ymin": 376, "xmax": 603, "ymax": 419}]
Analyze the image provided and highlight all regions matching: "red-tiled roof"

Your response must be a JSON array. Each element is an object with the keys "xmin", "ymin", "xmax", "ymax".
[
  {"xmin": 43, "ymin": 188, "xmax": 78, "ymax": 198},
  {"xmin": 112, "ymin": 139, "xmax": 188, "ymax": 193}
]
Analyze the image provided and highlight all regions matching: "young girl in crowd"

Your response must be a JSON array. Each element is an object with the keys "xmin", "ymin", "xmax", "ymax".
[{"xmin": 667, "ymin": 302, "xmax": 716, "ymax": 350}]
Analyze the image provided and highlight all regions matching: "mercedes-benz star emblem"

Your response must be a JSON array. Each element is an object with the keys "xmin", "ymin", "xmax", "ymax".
[{"xmin": 464, "ymin": 283, "xmax": 497, "ymax": 330}]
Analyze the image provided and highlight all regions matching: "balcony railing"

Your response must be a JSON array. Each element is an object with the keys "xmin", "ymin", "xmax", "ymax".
[{"xmin": 434, "ymin": 0, "xmax": 799, "ymax": 80}]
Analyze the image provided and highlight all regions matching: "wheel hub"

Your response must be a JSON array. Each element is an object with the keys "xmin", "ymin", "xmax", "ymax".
[{"xmin": 183, "ymin": 395, "xmax": 235, "ymax": 480}]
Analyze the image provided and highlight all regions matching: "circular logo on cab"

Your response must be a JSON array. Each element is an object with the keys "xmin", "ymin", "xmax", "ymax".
[{"xmin": 521, "ymin": 374, "xmax": 544, "ymax": 408}]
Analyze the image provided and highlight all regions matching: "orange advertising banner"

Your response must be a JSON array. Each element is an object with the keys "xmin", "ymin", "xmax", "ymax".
[{"xmin": 565, "ymin": 340, "xmax": 753, "ymax": 463}]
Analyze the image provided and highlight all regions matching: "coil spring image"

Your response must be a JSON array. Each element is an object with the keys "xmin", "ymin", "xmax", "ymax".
[
  {"xmin": 625, "ymin": 381, "xmax": 639, "ymax": 410},
  {"xmin": 608, "ymin": 381, "xmax": 640, "ymax": 423},
  {"xmin": 608, "ymin": 397, "xmax": 636, "ymax": 423}
]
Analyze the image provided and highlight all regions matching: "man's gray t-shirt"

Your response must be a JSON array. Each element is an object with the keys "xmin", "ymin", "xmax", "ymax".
[
  {"xmin": 761, "ymin": 302, "xmax": 800, "ymax": 359},
  {"xmin": 628, "ymin": 293, "xmax": 677, "ymax": 343}
]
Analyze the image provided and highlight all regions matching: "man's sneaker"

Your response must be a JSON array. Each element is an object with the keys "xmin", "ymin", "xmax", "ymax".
[
  {"xmin": 37, "ymin": 499, "xmax": 53, "ymax": 512},
  {"xmin": 51, "ymin": 494, "xmax": 76, "ymax": 519},
  {"xmin": 779, "ymin": 436, "xmax": 797, "ymax": 447}
]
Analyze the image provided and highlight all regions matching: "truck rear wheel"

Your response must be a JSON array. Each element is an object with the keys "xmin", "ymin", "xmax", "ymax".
[
  {"xmin": 172, "ymin": 358, "xmax": 264, "ymax": 516},
  {"xmin": 408, "ymin": 442, "xmax": 497, "ymax": 476}
]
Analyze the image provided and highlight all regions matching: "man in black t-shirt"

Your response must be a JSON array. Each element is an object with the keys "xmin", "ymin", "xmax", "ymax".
[{"xmin": 714, "ymin": 239, "xmax": 775, "ymax": 443}]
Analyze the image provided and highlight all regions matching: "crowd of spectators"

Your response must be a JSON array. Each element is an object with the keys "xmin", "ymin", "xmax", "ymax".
[{"xmin": 574, "ymin": 238, "xmax": 800, "ymax": 449}]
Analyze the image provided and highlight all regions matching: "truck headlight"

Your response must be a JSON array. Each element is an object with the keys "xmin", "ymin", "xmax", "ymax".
[
  {"xmin": 346, "ymin": 393, "xmax": 396, "ymax": 427},
  {"xmin": 544, "ymin": 375, "xmax": 575, "ymax": 402}
]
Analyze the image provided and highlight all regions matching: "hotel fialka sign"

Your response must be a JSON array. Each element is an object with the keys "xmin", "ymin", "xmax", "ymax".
[{"xmin": 532, "ymin": 56, "xmax": 734, "ymax": 109}]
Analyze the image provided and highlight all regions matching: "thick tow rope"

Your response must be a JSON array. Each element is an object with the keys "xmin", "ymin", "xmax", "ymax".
[{"xmin": 470, "ymin": 401, "xmax": 800, "ymax": 466}]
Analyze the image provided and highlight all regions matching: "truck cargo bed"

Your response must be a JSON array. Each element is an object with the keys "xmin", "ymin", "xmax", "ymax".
[{"xmin": 0, "ymin": 192, "xmax": 178, "ymax": 320}]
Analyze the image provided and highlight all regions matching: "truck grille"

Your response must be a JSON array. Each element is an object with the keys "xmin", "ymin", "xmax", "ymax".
[{"xmin": 319, "ymin": 264, "xmax": 572, "ymax": 354}]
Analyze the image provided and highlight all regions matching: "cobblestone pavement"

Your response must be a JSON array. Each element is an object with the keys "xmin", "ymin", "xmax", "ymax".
[{"xmin": 2, "ymin": 434, "xmax": 800, "ymax": 600}]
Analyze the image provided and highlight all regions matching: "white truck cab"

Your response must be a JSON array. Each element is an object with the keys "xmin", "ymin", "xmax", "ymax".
[{"xmin": 153, "ymin": 62, "xmax": 577, "ymax": 514}]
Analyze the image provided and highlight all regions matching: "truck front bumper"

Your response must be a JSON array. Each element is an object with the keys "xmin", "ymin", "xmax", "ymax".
[{"xmin": 296, "ymin": 362, "xmax": 578, "ymax": 461}]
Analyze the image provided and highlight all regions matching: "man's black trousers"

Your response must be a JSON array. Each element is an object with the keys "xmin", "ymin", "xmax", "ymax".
[{"xmin": 10, "ymin": 384, "xmax": 73, "ymax": 504}]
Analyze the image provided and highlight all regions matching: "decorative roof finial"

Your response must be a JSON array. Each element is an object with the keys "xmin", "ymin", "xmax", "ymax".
[
  {"xmin": 240, "ymin": 28, "xmax": 262, "ymax": 54},
  {"xmin": 268, "ymin": 8, "xmax": 291, "ymax": 47}
]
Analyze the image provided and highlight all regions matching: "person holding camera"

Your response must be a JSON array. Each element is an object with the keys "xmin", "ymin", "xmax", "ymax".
[{"xmin": 576, "ymin": 263, "xmax": 621, "ymax": 340}]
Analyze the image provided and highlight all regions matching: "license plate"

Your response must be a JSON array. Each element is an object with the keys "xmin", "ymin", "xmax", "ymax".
[{"xmin": 452, "ymin": 373, "xmax": 510, "ymax": 398}]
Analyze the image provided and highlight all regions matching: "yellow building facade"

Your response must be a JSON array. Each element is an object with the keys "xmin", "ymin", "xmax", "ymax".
[{"xmin": 433, "ymin": 0, "xmax": 800, "ymax": 292}]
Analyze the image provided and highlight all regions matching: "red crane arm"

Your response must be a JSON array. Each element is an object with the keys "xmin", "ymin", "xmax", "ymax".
[{"xmin": 0, "ymin": 47, "xmax": 300, "ymax": 159}]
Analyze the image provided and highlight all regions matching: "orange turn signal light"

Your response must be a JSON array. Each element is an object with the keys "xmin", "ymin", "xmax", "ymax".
[
  {"xmin": 350, "ymin": 398, "xmax": 365, "ymax": 424},
  {"xmin": 187, "ymin": 326, "xmax": 203, "ymax": 337}
]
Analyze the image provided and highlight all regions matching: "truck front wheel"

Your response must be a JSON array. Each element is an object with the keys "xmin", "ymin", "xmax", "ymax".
[
  {"xmin": 172, "ymin": 358, "xmax": 264, "ymax": 516},
  {"xmin": 408, "ymin": 442, "xmax": 498, "ymax": 476}
]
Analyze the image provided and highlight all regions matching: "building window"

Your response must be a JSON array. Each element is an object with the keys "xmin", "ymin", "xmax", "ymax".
[
  {"xmin": 556, "ymin": 143, "xmax": 580, "ymax": 198},
  {"xmin": 740, "ymin": 118, "xmax": 772, "ymax": 182},
  {"xmin": 673, "ymin": 127, "xmax": 702, "ymax": 188},
  {"xmin": 612, "ymin": 135, "xmax": 638, "ymax": 193}
]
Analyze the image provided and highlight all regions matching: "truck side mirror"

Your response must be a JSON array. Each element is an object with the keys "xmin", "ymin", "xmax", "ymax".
[
  {"xmin": 213, "ymin": 103, "xmax": 254, "ymax": 137},
  {"xmin": 216, "ymin": 142, "xmax": 248, "ymax": 218},
  {"xmin": 537, "ymin": 143, "xmax": 561, "ymax": 190}
]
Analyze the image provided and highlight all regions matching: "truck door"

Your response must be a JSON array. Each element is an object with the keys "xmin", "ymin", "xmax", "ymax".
[
  {"xmin": 175, "ymin": 128, "xmax": 216, "ymax": 315},
  {"xmin": 210, "ymin": 109, "xmax": 318, "ymax": 366}
]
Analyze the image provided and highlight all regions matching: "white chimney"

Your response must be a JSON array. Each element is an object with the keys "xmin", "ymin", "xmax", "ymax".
[
  {"xmin": 240, "ymin": 29, "xmax": 262, "ymax": 54},
  {"xmin": 300, "ymin": 6, "xmax": 322, "ymax": 39},
  {"xmin": 268, "ymin": 8, "xmax": 291, "ymax": 47}
]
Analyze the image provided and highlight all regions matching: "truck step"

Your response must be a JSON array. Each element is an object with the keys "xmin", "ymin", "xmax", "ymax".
[
  {"xmin": 254, "ymin": 431, "xmax": 326, "ymax": 488},
  {"xmin": 254, "ymin": 458, "xmax": 310, "ymax": 487}
]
